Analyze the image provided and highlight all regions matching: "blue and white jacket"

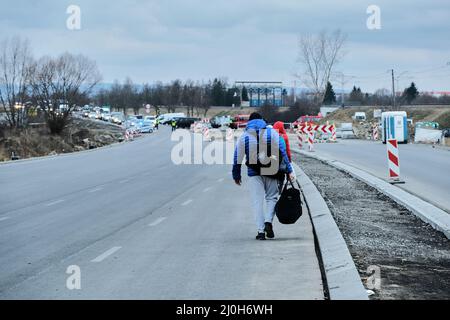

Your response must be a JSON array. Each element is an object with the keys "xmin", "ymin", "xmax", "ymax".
[{"xmin": 232, "ymin": 119, "xmax": 293, "ymax": 180}]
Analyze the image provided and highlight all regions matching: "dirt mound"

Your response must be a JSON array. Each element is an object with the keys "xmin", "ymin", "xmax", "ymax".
[
  {"xmin": 0, "ymin": 118, "xmax": 125, "ymax": 161},
  {"xmin": 322, "ymin": 106, "xmax": 450, "ymax": 139}
]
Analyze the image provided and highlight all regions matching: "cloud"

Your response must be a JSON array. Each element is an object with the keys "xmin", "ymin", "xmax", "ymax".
[{"xmin": 0, "ymin": 0, "xmax": 449, "ymax": 91}]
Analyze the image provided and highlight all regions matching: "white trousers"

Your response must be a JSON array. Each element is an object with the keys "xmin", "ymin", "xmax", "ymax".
[{"xmin": 248, "ymin": 176, "xmax": 279, "ymax": 233}]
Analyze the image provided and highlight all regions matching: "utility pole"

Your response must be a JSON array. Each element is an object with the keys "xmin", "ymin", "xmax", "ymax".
[
  {"xmin": 391, "ymin": 69, "xmax": 396, "ymax": 110},
  {"xmin": 293, "ymin": 80, "xmax": 297, "ymax": 104}
]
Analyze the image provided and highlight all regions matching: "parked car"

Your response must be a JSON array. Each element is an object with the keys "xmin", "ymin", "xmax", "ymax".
[
  {"xmin": 140, "ymin": 120, "xmax": 154, "ymax": 133},
  {"xmin": 176, "ymin": 117, "xmax": 201, "ymax": 129},
  {"xmin": 144, "ymin": 115, "xmax": 156, "ymax": 124},
  {"xmin": 101, "ymin": 110, "xmax": 111, "ymax": 121},
  {"xmin": 126, "ymin": 115, "xmax": 144, "ymax": 128},
  {"xmin": 82, "ymin": 107, "xmax": 91, "ymax": 117},
  {"xmin": 111, "ymin": 112, "xmax": 125, "ymax": 125},
  {"xmin": 88, "ymin": 112, "xmax": 98, "ymax": 119},
  {"xmin": 443, "ymin": 128, "xmax": 450, "ymax": 138}
]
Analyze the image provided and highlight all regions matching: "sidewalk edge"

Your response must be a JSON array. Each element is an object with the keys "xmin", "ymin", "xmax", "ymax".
[{"xmin": 292, "ymin": 162, "xmax": 368, "ymax": 300}]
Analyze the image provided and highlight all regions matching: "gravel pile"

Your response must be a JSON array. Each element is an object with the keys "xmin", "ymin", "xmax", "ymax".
[{"xmin": 294, "ymin": 154, "xmax": 450, "ymax": 300}]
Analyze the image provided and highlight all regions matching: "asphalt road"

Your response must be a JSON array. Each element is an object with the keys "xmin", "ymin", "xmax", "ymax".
[
  {"xmin": 295, "ymin": 139, "xmax": 450, "ymax": 213},
  {"xmin": 0, "ymin": 127, "xmax": 323, "ymax": 299}
]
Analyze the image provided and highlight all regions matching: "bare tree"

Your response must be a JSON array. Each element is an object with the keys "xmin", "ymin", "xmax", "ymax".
[
  {"xmin": 296, "ymin": 30, "xmax": 346, "ymax": 102},
  {"xmin": 0, "ymin": 37, "xmax": 34, "ymax": 128},
  {"xmin": 30, "ymin": 52, "xmax": 101, "ymax": 134}
]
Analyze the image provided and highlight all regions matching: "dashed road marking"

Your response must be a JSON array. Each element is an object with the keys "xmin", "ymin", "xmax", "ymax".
[
  {"xmin": 45, "ymin": 199, "xmax": 65, "ymax": 207},
  {"xmin": 119, "ymin": 179, "xmax": 130, "ymax": 184},
  {"xmin": 88, "ymin": 187, "xmax": 104, "ymax": 193},
  {"xmin": 203, "ymin": 187, "xmax": 212, "ymax": 193},
  {"xmin": 181, "ymin": 199, "xmax": 193, "ymax": 206},
  {"xmin": 0, "ymin": 217, "xmax": 10, "ymax": 222},
  {"xmin": 91, "ymin": 246, "xmax": 122, "ymax": 263},
  {"xmin": 148, "ymin": 217, "xmax": 167, "ymax": 227},
  {"xmin": 217, "ymin": 178, "xmax": 224, "ymax": 182}
]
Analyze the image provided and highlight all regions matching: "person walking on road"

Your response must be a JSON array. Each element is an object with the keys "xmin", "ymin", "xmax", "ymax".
[
  {"xmin": 171, "ymin": 119, "xmax": 177, "ymax": 132},
  {"xmin": 232, "ymin": 113, "xmax": 294, "ymax": 240},
  {"xmin": 273, "ymin": 121, "xmax": 292, "ymax": 162},
  {"xmin": 273, "ymin": 121, "xmax": 294, "ymax": 189},
  {"xmin": 155, "ymin": 118, "xmax": 159, "ymax": 130}
]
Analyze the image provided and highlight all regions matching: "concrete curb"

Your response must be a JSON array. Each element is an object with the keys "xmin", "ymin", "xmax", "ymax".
[
  {"xmin": 294, "ymin": 149, "xmax": 450, "ymax": 239},
  {"xmin": 292, "ymin": 162, "xmax": 369, "ymax": 300}
]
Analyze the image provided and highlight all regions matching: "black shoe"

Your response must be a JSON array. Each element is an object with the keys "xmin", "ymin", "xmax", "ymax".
[
  {"xmin": 264, "ymin": 222, "xmax": 275, "ymax": 239},
  {"xmin": 255, "ymin": 232, "xmax": 266, "ymax": 240}
]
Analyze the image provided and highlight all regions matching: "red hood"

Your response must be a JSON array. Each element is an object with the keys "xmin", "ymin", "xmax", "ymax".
[{"xmin": 273, "ymin": 121, "xmax": 286, "ymax": 135}]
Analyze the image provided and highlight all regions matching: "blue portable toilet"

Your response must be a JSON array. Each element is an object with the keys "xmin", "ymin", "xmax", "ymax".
[{"xmin": 381, "ymin": 111, "xmax": 408, "ymax": 143}]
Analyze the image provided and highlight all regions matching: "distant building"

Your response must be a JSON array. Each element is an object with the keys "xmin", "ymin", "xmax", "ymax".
[
  {"xmin": 235, "ymin": 81, "xmax": 284, "ymax": 107},
  {"xmin": 419, "ymin": 91, "xmax": 450, "ymax": 97}
]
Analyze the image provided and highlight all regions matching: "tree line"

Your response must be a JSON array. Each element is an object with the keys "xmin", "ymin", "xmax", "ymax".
[
  {"xmin": 0, "ymin": 37, "xmax": 101, "ymax": 134},
  {"xmin": 322, "ymin": 81, "xmax": 450, "ymax": 106},
  {"xmin": 93, "ymin": 78, "xmax": 242, "ymax": 118}
]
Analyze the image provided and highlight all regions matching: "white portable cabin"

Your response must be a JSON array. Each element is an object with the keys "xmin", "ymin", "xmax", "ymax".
[{"xmin": 381, "ymin": 111, "xmax": 408, "ymax": 143}]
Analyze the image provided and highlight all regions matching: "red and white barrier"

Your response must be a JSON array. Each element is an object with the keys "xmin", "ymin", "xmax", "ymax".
[
  {"xmin": 307, "ymin": 131, "xmax": 315, "ymax": 152},
  {"xmin": 298, "ymin": 124, "xmax": 335, "ymax": 135},
  {"xmin": 202, "ymin": 127, "xmax": 211, "ymax": 141},
  {"xmin": 297, "ymin": 131, "xmax": 304, "ymax": 149},
  {"xmin": 193, "ymin": 122, "xmax": 203, "ymax": 134},
  {"xmin": 331, "ymin": 129, "xmax": 337, "ymax": 142},
  {"xmin": 387, "ymin": 139, "xmax": 402, "ymax": 183},
  {"xmin": 125, "ymin": 129, "xmax": 134, "ymax": 141},
  {"xmin": 297, "ymin": 123, "xmax": 336, "ymax": 147},
  {"xmin": 372, "ymin": 124, "xmax": 379, "ymax": 141}
]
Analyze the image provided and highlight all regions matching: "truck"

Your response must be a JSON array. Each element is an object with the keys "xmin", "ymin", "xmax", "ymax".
[
  {"xmin": 381, "ymin": 111, "xmax": 408, "ymax": 144},
  {"xmin": 230, "ymin": 114, "xmax": 250, "ymax": 129}
]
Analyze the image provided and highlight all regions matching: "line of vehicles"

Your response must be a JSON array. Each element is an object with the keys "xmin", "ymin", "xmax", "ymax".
[{"xmin": 79, "ymin": 108, "xmax": 205, "ymax": 133}]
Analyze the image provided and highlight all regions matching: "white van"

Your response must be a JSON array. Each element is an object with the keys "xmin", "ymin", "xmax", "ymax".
[
  {"xmin": 353, "ymin": 112, "xmax": 367, "ymax": 121},
  {"xmin": 157, "ymin": 113, "xmax": 186, "ymax": 124},
  {"xmin": 381, "ymin": 111, "xmax": 408, "ymax": 143}
]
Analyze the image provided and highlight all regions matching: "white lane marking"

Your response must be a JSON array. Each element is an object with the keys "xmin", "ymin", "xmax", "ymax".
[
  {"xmin": 181, "ymin": 199, "xmax": 193, "ymax": 206},
  {"xmin": 217, "ymin": 178, "xmax": 224, "ymax": 182},
  {"xmin": 0, "ymin": 217, "xmax": 10, "ymax": 222},
  {"xmin": 203, "ymin": 187, "xmax": 212, "ymax": 193},
  {"xmin": 91, "ymin": 246, "xmax": 122, "ymax": 263},
  {"xmin": 119, "ymin": 179, "xmax": 130, "ymax": 184},
  {"xmin": 88, "ymin": 187, "xmax": 104, "ymax": 193},
  {"xmin": 45, "ymin": 199, "xmax": 65, "ymax": 207},
  {"xmin": 148, "ymin": 217, "xmax": 167, "ymax": 227}
]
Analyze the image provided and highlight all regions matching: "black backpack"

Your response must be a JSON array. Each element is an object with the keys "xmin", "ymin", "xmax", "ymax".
[
  {"xmin": 245, "ymin": 129, "xmax": 284, "ymax": 178},
  {"xmin": 275, "ymin": 179, "xmax": 303, "ymax": 224}
]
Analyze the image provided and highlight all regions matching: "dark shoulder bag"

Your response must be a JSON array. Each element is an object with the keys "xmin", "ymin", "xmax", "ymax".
[{"xmin": 275, "ymin": 179, "xmax": 303, "ymax": 224}]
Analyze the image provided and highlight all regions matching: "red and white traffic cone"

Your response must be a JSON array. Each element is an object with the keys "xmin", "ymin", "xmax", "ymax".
[{"xmin": 373, "ymin": 125, "xmax": 379, "ymax": 141}]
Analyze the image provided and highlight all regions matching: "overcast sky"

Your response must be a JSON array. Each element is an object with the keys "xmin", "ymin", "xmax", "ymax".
[{"xmin": 1, "ymin": 0, "xmax": 449, "ymax": 92}]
